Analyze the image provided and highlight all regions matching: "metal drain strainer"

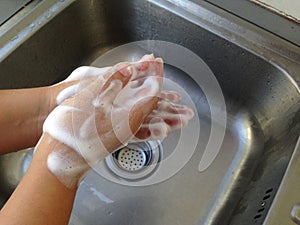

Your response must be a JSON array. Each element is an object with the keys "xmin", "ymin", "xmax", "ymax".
[
  {"xmin": 105, "ymin": 141, "xmax": 162, "ymax": 180},
  {"xmin": 117, "ymin": 147, "xmax": 147, "ymax": 171}
]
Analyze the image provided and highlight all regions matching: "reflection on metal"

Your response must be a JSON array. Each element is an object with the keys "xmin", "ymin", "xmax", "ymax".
[
  {"xmin": 291, "ymin": 204, "xmax": 300, "ymax": 224},
  {"xmin": 0, "ymin": 0, "xmax": 32, "ymax": 25},
  {"xmin": 263, "ymin": 138, "xmax": 300, "ymax": 225},
  {"xmin": 0, "ymin": 0, "xmax": 299, "ymax": 224},
  {"xmin": 251, "ymin": 0, "xmax": 300, "ymax": 24}
]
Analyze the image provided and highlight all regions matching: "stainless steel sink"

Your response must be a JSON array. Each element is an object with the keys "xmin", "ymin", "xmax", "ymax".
[{"xmin": 0, "ymin": 0, "xmax": 299, "ymax": 225}]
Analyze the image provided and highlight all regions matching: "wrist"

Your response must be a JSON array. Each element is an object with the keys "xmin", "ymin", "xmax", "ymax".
[
  {"xmin": 34, "ymin": 133, "xmax": 90, "ymax": 189},
  {"xmin": 44, "ymin": 81, "xmax": 75, "ymax": 113}
]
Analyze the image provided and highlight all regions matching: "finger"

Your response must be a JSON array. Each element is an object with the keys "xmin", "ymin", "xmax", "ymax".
[
  {"xmin": 157, "ymin": 99, "xmax": 194, "ymax": 118},
  {"xmin": 132, "ymin": 126, "xmax": 151, "ymax": 141},
  {"xmin": 150, "ymin": 114, "xmax": 187, "ymax": 128},
  {"xmin": 142, "ymin": 112, "xmax": 188, "ymax": 131},
  {"xmin": 110, "ymin": 55, "xmax": 164, "ymax": 145},
  {"xmin": 101, "ymin": 107, "xmax": 145, "ymax": 152},
  {"xmin": 133, "ymin": 116, "xmax": 183, "ymax": 142},
  {"xmin": 135, "ymin": 54, "xmax": 154, "ymax": 73},
  {"xmin": 157, "ymin": 103, "xmax": 195, "ymax": 125},
  {"xmin": 148, "ymin": 121, "xmax": 170, "ymax": 140},
  {"xmin": 132, "ymin": 102, "xmax": 195, "ymax": 142},
  {"xmin": 103, "ymin": 62, "xmax": 132, "ymax": 81},
  {"xmin": 102, "ymin": 64, "xmax": 133, "ymax": 90},
  {"xmin": 135, "ymin": 120, "xmax": 170, "ymax": 141},
  {"xmin": 127, "ymin": 94, "xmax": 159, "ymax": 138},
  {"xmin": 113, "ymin": 59, "xmax": 163, "ymax": 119},
  {"xmin": 160, "ymin": 90, "xmax": 182, "ymax": 102},
  {"xmin": 92, "ymin": 79, "xmax": 123, "ymax": 112},
  {"xmin": 132, "ymin": 55, "xmax": 163, "ymax": 81},
  {"xmin": 111, "ymin": 77, "xmax": 161, "ymax": 144}
]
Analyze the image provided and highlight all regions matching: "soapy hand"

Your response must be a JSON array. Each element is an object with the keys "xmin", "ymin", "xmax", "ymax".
[
  {"xmin": 43, "ymin": 55, "xmax": 164, "ymax": 188},
  {"xmin": 56, "ymin": 57, "xmax": 194, "ymax": 143},
  {"xmin": 133, "ymin": 90, "xmax": 194, "ymax": 141},
  {"xmin": 42, "ymin": 55, "xmax": 194, "ymax": 188}
]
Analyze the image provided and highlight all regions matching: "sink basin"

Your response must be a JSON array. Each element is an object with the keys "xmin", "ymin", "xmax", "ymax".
[{"xmin": 0, "ymin": 0, "xmax": 299, "ymax": 225}]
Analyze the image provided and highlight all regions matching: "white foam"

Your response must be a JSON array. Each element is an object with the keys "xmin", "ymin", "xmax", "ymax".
[
  {"xmin": 132, "ymin": 98, "xmax": 195, "ymax": 142},
  {"xmin": 44, "ymin": 55, "xmax": 164, "ymax": 189},
  {"xmin": 47, "ymin": 149, "xmax": 90, "ymax": 188},
  {"xmin": 65, "ymin": 66, "xmax": 111, "ymax": 82},
  {"xmin": 114, "ymin": 76, "xmax": 160, "ymax": 108},
  {"xmin": 56, "ymin": 84, "xmax": 80, "ymax": 105},
  {"xmin": 92, "ymin": 79, "xmax": 123, "ymax": 114}
]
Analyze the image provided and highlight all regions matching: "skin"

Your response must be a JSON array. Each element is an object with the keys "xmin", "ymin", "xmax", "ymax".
[
  {"xmin": 0, "ymin": 79, "xmax": 88, "ymax": 224},
  {"xmin": 0, "ymin": 56, "xmax": 194, "ymax": 225},
  {"xmin": 0, "ymin": 66, "xmax": 160, "ymax": 224},
  {"xmin": 0, "ymin": 133, "xmax": 77, "ymax": 225},
  {"xmin": 0, "ymin": 83, "xmax": 70, "ymax": 154}
]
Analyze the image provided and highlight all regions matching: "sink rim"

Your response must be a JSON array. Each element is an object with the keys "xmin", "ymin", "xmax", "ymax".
[
  {"xmin": 0, "ymin": 0, "xmax": 299, "ymax": 91},
  {"xmin": 0, "ymin": 0, "xmax": 299, "ymax": 225},
  {"xmin": 149, "ymin": 0, "xmax": 300, "ymax": 91}
]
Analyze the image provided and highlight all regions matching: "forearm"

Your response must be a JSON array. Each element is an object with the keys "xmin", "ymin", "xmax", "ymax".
[
  {"xmin": 0, "ymin": 133, "xmax": 77, "ymax": 225},
  {"xmin": 0, "ymin": 83, "xmax": 73, "ymax": 154}
]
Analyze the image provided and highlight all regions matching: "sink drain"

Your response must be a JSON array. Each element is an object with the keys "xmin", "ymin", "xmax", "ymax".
[
  {"xmin": 116, "ymin": 147, "xmax": 148, "ymax": 171},
  {"xmin": 105, "ymin": 141, "xmax": 162, "ymax": 180}
]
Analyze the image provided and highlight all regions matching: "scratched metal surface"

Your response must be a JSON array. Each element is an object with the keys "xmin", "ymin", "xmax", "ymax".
[
  {"xmin": 0, "ymin": 1, "xmax": 299, "ymax": 225},
  {"xmin": 0, "ymin": 0, "xmax": 32, "ymax": 25}
]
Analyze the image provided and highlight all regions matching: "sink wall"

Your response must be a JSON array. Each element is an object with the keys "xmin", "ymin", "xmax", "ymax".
[{"xmin": 0, "ymin": 0, "xmax": 299, "ymax": 224}]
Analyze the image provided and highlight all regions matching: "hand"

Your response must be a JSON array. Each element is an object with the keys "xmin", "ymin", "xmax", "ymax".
[
  {"xmin": 133, "ymin": 90, "xmax": 194, "ymax": 141},
  {"xmin": 42, "ymin": 55, "xmax": 164, "ymax": 188},
  {"xmin": 52, "ymin": 59, "xmax": 194, "ymax": 143}
]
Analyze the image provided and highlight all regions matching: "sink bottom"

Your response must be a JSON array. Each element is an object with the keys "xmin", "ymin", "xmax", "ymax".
[
  {"xmin": 1, "ymin": 43, "xmax": 265, "ymax": 225},
  {"xmin": 0, "ymin": 0, "xmax": 299, "ymax": 224}
]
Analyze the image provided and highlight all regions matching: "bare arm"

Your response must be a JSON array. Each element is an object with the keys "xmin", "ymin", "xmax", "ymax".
[
  {"xmin": 0, "ymin": 133, "xmax": 77, "ymax": 225},
  {"xmin": 0, "ymin": 55, "xmax": 194, "ymax": 225},
  {"xmin": 0, "ymin": 55, "xmax": 165, "ymax": 225},
  {"xmin": 0, "ymin": 82, "xmax": 74, "ymax": 154}
]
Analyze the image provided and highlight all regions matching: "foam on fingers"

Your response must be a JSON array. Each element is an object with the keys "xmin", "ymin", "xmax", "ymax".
[
  {"xmin": 65, "ymin": 66, "xmax": 111, "ymax": 82},
  {"xmin": 43, "ymin": 54, "xmax": 164, "ymax": 189},
  {"xmin": 130, "ymin": 96, "xmax": 195, "ymax": 141},
  {"xmin": 92, "ymin": 80, "xmax": 123, "ymax": 114},
  {"xmin": 160, "ymin": 90, "xmax": 182, "ymax": 102}
]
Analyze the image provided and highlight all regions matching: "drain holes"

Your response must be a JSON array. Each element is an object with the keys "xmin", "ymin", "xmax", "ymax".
[
  {"xmin": 263, "ymin": 194, "xmax": 271, "ymax": 201},
  {"xmin": 116, "ymin": 148, "xmax": 148, "ymax": 171},
  {"xmin": 254, "ymin": 214, "xmax": 262, "ymax": 220},
  {"xmin": 105, "ymin": 141, "xmax": 162, "ymax": 181},
  {"xmin": 257, "ymin": 208, "xmax": 265, "ymax": 213},
  {"xmin": 254, "ymin": 188, "xmax": 274, "ymax": 224},
  {"xmin": 265, "ymin": 188, "xmax": 273, "ymax": 194}
]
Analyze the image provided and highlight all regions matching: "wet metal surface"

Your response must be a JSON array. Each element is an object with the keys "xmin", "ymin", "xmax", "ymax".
[
  {"xmin": 0, "ymin": 0, "xmax": 32, "ymax": 25},
  {"xmin": 0, "ymin": 0, "xmax": 299, "ymax": 224}
]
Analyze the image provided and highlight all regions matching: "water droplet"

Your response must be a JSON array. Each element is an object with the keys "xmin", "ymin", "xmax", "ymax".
[
  {"xmin": 11, "ymin": 35, "xmax": 19, "ymax": 41},
  {"xmin": 46, "ymin": 12, "xmax": 52, "ymax": 19}
]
